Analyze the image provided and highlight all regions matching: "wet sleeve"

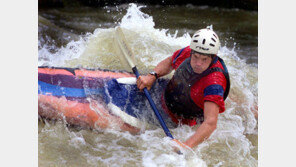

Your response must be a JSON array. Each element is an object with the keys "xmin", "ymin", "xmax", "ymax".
[{"xmin": 203, "ymin": 73, "xmax": 227, "ymax": 113}]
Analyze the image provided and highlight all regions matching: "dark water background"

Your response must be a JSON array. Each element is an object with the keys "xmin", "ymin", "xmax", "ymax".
[
  {"xmin": 39, "ymin": 4, "xmax": 257, "ymax": 65},
  {"xmin": 38, "ymin": 4, "xmax": 258, "ymax": 167}
]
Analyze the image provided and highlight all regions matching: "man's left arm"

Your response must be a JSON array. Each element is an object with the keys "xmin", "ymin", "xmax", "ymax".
[{"xmin": 183, "ymin": 101, "xmax": 219, "ymax": 148}]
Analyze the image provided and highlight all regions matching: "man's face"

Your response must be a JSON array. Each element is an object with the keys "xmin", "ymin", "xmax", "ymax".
[{"xmin": 190, "ymin": 51, "xmax": 212, "ymax": 74}]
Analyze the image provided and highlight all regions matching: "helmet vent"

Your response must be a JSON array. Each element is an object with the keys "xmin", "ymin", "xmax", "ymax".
[{"xmin": 190, "ymin": 29, "xmax": 220, "ymax": 55}]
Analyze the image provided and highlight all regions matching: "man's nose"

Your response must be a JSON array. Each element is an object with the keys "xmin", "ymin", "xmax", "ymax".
[{"xmin": 195, "ymin": 59, "xmax": 202, "ymax": 66}]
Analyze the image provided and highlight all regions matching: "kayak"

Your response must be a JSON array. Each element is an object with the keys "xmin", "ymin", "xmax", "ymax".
[{"xmin": 38, "ymin": 66, "xmax": 170, "ymax": 130}]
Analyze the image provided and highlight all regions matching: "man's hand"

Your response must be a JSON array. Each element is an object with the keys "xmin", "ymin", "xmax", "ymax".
[
  {"xmin": 136, "ymin": 56, "xmax": 173, "ymax": 91},
  {"xmin": 136, "ymin": 74, "xmax": 156, "ymax": 90},
  {"xmin": 172, "ymin": 139, "xmax": 191, "ymax": 154}
]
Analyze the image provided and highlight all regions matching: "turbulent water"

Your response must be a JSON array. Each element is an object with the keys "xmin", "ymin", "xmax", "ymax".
[{"xmin": 38, "ymin": 4, "xmax": 258, "ymax": 167}]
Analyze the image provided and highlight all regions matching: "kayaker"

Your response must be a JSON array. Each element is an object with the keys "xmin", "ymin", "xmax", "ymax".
[{"xmin": 136, "ymin": 28, "xmax": 230, "ymax": 149}]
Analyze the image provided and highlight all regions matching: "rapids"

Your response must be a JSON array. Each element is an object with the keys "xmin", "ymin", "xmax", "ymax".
[{"xmin": 39, "ymin": 3, "xmax": 258, "ymax": 167}]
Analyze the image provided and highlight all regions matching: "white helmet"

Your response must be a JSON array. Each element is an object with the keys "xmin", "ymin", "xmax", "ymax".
[{"xmin": 190, "ymin": 28, "xmax": 220, "ymax": 55}]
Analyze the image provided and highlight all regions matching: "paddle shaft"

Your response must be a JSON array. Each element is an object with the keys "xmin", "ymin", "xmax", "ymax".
[
  {"xmin": 115, "ymin": 27, "xmax": 174, "ymax": 139},
  {"xmin": 132, "ymin": 66, "xmax": 174, "ymax": 139}
]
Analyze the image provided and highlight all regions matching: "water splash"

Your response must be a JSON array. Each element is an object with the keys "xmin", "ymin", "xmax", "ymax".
[
  {"xmin": 38, "ymin": 34, "xmax": 90, "ymax": 67},
  {"xmin": 38, "ymin": 3, "xmax": 258, "ymax": 167}
]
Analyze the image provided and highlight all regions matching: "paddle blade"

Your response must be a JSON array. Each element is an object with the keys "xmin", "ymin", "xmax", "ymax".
[{"xmin": 115, "ymin": 27, "xmax": 136, "ymax": 68}]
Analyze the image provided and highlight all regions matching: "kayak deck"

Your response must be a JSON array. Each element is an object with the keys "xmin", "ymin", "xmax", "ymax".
[{"xmin": 38, "ymin": 66, "xmax": 170, "ymax": 130}]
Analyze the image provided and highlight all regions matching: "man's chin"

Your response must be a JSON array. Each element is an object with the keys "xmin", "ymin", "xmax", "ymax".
[{"xmin": 193, "ymin": 69, "xmax": 203, "ymax": 74}]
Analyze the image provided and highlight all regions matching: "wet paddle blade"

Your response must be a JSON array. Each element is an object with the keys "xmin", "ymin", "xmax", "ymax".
[{"xmin": 115, "ymin": 27, "xmax": 136, "ymax": 68}]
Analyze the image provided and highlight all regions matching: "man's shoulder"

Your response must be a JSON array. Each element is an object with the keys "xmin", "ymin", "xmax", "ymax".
[
  {"xmin": 171, "ymin": 46, "xmax": 191, "ymax": 69},
  {"xmin": 207, "ymin": 57, "xmax": 228, "ymax": 83},
  {"xmin": 180, "ymin": 46, "xmax": 191, "ymax": 55},
  {"xmin": 202, "ymin": 68, "xmax": 227, "ymax": 88},
  {"xmin": 210, "ymin": 57, "xmax": 225, "ymax": 70},
  {"xmin": 172, "ymin": 46, "xmax": 191, "ymax": 58}
]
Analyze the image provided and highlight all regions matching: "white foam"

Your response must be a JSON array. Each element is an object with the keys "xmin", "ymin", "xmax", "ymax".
[
  {"xmin": 38, "ymin": 35, "xmax": 90, "ymax": 67},
  {"xmin": 38, "ymin": 3, "xmax": 258, "ymax": 166}
]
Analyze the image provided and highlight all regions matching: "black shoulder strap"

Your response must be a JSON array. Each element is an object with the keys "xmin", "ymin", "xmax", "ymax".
[
  {"xmin": 187, "ymin": 58, "xmax": 231, "ymax": 100},
  {"xmin": 173, "ymin": 47, "xmax": 186, "ymax": 65},
  {"xmin": 217, "ymin": 57, "xmax": 230, "ymax": 100}
]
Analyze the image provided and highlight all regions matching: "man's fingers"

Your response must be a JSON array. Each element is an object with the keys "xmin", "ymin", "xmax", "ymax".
[
  {"xmin": 173, "ymin": 146, "xmax": 183, "ymax": 155},
  {"xmin": 136, "ymin": 76, "xmax": 142, "ymax": 89},
  {"xmin": 139, "ymin": 84, "xmax": 144, "ymax": 91},
  {"xmin": 172, "ymin": 139, "xmax": 190, "ymax": 149},
  {"xmin": 136, "ymin": 75, "xmax": 153, "ymax": 91},
  {"xmin": 171, "ymin": 139, "xmax": 191, "ymax": 155},
  {"xmin": 136, "ymin": 76, "xmax": 140, "ymax": 85}
]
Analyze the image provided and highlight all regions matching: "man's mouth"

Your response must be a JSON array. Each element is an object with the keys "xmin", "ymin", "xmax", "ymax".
[
  {"xmin": 194, "ymin": 66, "xmax": 201, "ymax": 71},
  {"xmin": 193, "ymin": 67, "xmax": 202, "ymax": 73}
]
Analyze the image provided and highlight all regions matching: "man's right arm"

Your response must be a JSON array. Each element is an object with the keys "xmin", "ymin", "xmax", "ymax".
[
  {"xmin": 137, "ymin": 56, "xmax": 173, "ymax": 90},
  {"xmin": 153, "ymin": 56, "xmax": 174, "ymax": 78}
]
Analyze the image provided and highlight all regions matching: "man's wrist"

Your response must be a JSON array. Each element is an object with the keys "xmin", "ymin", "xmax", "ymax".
[{"xmin": 149, "ymin": 71, "xmax": 159, "ymax": 79}]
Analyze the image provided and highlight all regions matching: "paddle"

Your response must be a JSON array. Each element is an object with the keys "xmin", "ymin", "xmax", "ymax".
[
  {"xmin": 114, "ymin": 27, "xmax": 192, "ymax": 154},
  {"xmin": 114, "ymin": 26, "xmax": 176, "ymax": 138}
]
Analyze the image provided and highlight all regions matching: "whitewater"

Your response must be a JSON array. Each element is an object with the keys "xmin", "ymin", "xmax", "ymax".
[{"xmin": 38, "ymin": 4, "xmax": 258, "ymax": 167}]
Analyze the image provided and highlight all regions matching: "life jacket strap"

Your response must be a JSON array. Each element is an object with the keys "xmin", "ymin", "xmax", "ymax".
[{"xmin": 173, "ymin": 47, "xmax": 186, "ymax": 65}]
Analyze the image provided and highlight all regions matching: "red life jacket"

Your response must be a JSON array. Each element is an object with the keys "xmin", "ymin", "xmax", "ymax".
[{"xmin": 164, "ymin": 47, "xmax": 230, "ymax": 124}]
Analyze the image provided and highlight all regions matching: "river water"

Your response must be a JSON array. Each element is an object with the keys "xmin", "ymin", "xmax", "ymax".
[{"xmin": 38, "ymin": 3, "xmax": 258, "ymax": 167}]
